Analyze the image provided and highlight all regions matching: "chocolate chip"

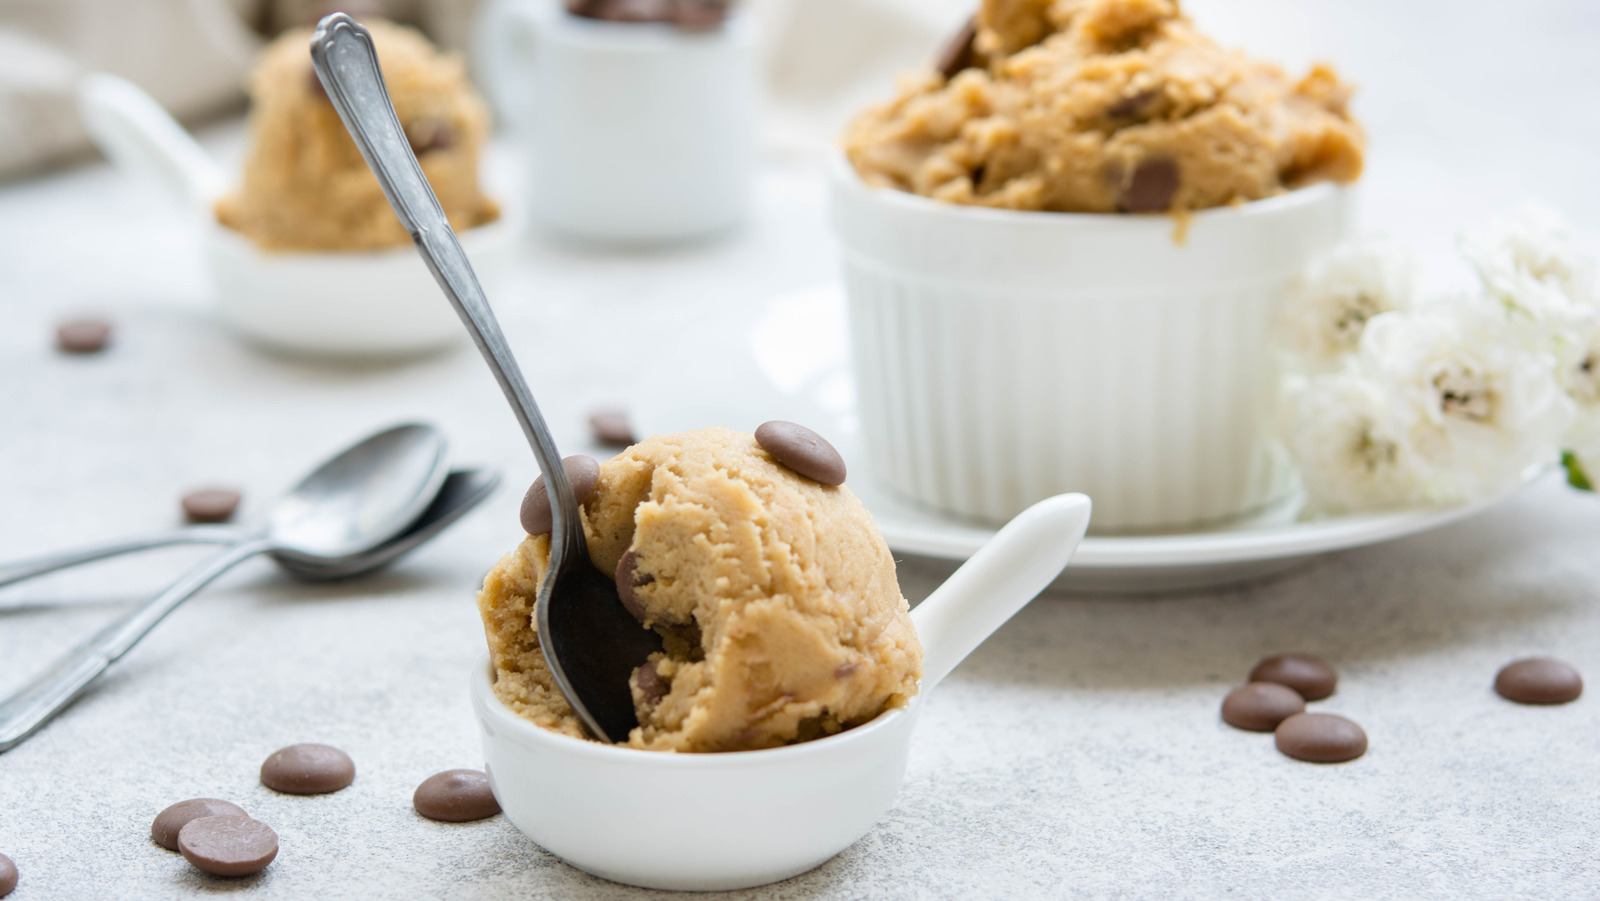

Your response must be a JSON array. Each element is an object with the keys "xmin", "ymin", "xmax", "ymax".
[
  {"xmin": 1495, "ymin": 657, "xmax": 1583, "ymax": 705},
  {"xmin": 259, "ymin": 743, "xmax": 355, "ymax": 795},
  {"xmin": 615, "ymin": 549, "xmax": 653, "ymax": 621},
  {"xmin": 671, "ymin": 0, "xmax": 728, "ymax": 28},
  {"xmin": 520, "ymin": 455, "xmax": 601, "ymax": 535},
  {"xmin": 1118, "ymin": 156, "xmax": 1179, "ymax": 213},
  {"xmin": 307, "ymin": 67, "xmax": 329, "ymax": 101},
  {"xmin": 755, "ymin": 421, "xmax": 846, "ymax": 486},
  {"xmin": 634, "ymin": 660, "xmax": 668, "ymax": 710},
  {"xmin": 413, "ymin": 769, "xmax": 501, "ymax": 823},
  {"xmin": 177, "ymin": 815, "xmax": 278, "ymax": 877},
  {"xmin": 1249, "ymin": 653, "xmax": 1337, "ymax": 701},
  {"xmin": 1106, "ymin": 88, "xmax": 1158, "ymax": 119},
  {"xmin": 835, "ymin": 663, "xmax": 860, "ymax": 679},
  {"xmin": 0, "ymin": 854, "xmax": 15, "ymax": 898},
  {"xmin": 936, "ymin": 17, "xmax": 978, "ymax": 80},
  {"xmin": 405, "ymin": 119, "xmax": 456, "ymax": 155},
  {"xmin": 1274, "ymin": 712, "xmax": 1367, "ymax": 763},
  {"xmin": 151, "ymin": 799, "xmax": 248, "ymax": 851},
  {"xmin": 588, "ymin": 409, "xmax": 636, "ymax": 447},
  {"xmin": 56, "ymin": 317, "xmax": 112, "ymax": 354},
  {"xmin": 573, "ymin": 0, "xmax": 672, "ymax": 22},
  {"xmin": 182, "ymin": 489, "xmax": 241, "ymax": 524},
  {"xmin": 1221, "ymin": 681, "xmax": 1306, "ymax": 732}
]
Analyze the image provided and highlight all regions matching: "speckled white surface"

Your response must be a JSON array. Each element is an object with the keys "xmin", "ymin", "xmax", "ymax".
[{"xmin": 4, "ymin": 1, "xmax": 1600, "ymax": 896}]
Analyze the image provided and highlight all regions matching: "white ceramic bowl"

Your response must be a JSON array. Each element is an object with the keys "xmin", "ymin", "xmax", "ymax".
[
  {"xmin": 829, "ymin": 156, "xmax": 1354, "ymax": 532},
  {"xmin": 204, "ymin": 213, "xmax": 516, "ymax": 358},
  {"xmin": 473, "ymin": 493, "xmax": 1092, "ymax": 891},
  {"xmin": 78, "ymin": 72, "xmax": 518, "ymax": 358}
]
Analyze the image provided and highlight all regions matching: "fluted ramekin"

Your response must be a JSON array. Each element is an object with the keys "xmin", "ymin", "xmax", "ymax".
[{"xmin": 830, "ymin": 157, "xmax": 1353, "ymax": 532}]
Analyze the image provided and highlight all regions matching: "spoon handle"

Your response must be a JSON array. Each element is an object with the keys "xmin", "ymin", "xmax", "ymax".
[
  {"xmin": 0, "ymin": 539, "xmax": 271, "ymax": 753},
  {"xmin": 0, "ymin": 526, "xmax": 246, "ymax": 590},
  {"xmin": 910, "ymin": 494, "xmax": 1092, "ymax": 692},
  {"xmin": 308, "ymin": 15, "xmax": 583, "ymax": 558}
]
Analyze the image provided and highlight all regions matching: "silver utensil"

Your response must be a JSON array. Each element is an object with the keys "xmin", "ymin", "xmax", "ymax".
[
  {"xmin": 311, "ymin": 13, "xmax": 661, "ymax": 743},
  {"xmin": 0, "ymin": 423, "xmax": 451, "ymax": 752},
  {"xmin": 0, "ymin": 466, "xmax": 497, "ymax": 588}
]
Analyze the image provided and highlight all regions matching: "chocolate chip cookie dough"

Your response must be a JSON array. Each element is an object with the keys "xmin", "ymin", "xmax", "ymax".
[
  {"xmin": 844, "ymin": 0, "xmax": 1364, "ymax": 213},
  {"xmin": 215, "ymin": 21, "xmax": 499, "ymax": 251},
  {"xmin": 478, "ymin": 427, "xmax": 923, "ymax": 752}
]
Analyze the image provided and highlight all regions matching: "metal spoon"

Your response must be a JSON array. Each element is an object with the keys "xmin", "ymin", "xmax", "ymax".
[
  {"xmin": 0, "ymin": 466, "xmax": 497, "ymax": 589},
  {"xmin": 311, "ymin": 13, "xmax": 661, "ymax": 742},
  {"xmin": 0, "ymin": 423, "xmax": 451, "ymax": 752}
]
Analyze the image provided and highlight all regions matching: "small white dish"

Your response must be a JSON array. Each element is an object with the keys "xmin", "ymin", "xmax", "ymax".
[
  {"xmin": 629, "ymin": 284, "xmax": 1542, "ymax": 593},
  {"xmin": 77, "ymin": 72, "xmax": 517, "ymax": 358},
  {"xmin": 474, "ymin": 493, "xmax": 1092, "ymax": 891}
]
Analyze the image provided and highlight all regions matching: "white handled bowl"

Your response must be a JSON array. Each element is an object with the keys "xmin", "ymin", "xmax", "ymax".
[
  {"xmin": 473, "ymin": 492, "xmax": 1093, "ymax": 890},
  {"xmin": 77, "ymin": 72, "xmax": 518, "ymax": 359}
]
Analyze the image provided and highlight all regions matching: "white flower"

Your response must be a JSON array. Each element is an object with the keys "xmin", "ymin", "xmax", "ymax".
[
  {"xmin": 1282, "ymin": 369, "xmax": 1436, "ymax": 515},
  {"xmin": 1357, "ymin": 303, "xmax": 1571, "ymax": 501},
  {"xmin": 1554, "ymin": 310, "xmax": 1600, "ymax": 459},
  {"xmin": 1277, "ymin": 239, "xmax": 1420, "ymax": 372},
  {"xmin": 1459, "ymin": 203, "xmax": 1597, "ymax": 326}
]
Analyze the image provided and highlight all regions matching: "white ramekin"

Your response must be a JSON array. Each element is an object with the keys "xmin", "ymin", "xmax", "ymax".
[{"xmin": 829, "ymin": 156, "xmax": 1354, "ymax": 532}]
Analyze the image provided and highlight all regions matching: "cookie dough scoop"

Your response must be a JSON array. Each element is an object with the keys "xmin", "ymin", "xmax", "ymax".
[{"xmin": 312, "ymin": 12, "xmax": 661, "ymax": 742}]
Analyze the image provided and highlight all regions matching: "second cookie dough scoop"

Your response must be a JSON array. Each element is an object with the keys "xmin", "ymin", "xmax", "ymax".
[{"xmin": 310, "ymin": 13, "xmax": 661, "ymax": 742}]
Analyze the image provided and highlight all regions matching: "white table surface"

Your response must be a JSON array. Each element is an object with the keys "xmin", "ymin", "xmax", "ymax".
[{"xmin": 3, "ymin": 1, "xmax": 1600, "ymax": 897}]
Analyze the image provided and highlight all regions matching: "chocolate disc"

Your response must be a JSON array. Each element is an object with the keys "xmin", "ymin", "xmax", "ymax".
[
  {"xmin": 755, "ymin": 421, "xmax": 847, "ymax": 486},
  {"xmin": 1495, "ymin": 657, "xmax": 1583, "ymax": 705},
  {"xmin": 1221, "ymin": 682, "xmax": 1306, "ymax": 732},
  {"xmin": 614, "ymin": 549, "xmax": 653, "ymax": 622},
  {"xmin": 1274, "ymin": 713, "xmax": 1367, "ymax": 763},
  {"xmin": 1119, "ymin": 157, "xmax": 1180, "ymax": 213},
  {"xmin": 177, "ymin": 815, "xmax": 278, "ymax": 877},
  {"xmin": 260, "ymin": 743, "xmax": 355, "ymax": 795},
  {"xmin": 520, "ymin": 455, "xmax": 601, "ymax": 535},
  {"xmin": 56, "ymin": 317, "xmax": 113, "ymax": 354},
  {"xmin": 0, "ymin": 853, "xmax": 15, "ymax": 898},
  {"xmin": 1249, "ymin": 653, "xmax": 1337, "ymax": 701},
  {"xmin": 935, "ymin": 16, "xmax": 977, "ymax": 79},
  {"xmin": 152, "ymin": 798, "xmax": 248, "ymax": 851},
  {"xmin": 181, "ymin": 489, "xmax": 242, "ymax": 524},
  {"xmin": 413, "ymin": 769, "xmax": 501, "ymax": 823},
  {"xmin": 633, "ymin": 660, "xmax": 668, "ymax": 711},
  {"xmin": 588, "ymin": 409, "xmax": 637, "ymax": 447}
]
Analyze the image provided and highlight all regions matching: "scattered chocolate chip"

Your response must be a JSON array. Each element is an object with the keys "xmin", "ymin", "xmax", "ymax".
[
  {"xmin": 1118, "ymin": 156, "xmax": 1180, "ymax": 213},
  {"xmin": 671, "ymin": 0, "xmax": 728, "ymax": 28},
  {"xmin": 1249, "ymin": 653, "xmax": 1337, "ymax": 701},
  {"xmin": 634, "ymin": 660, "xmax": 668, "ymax": 710},
  {"xmin": 405, "ymin": 119, "xmax": 456, "ymax": 155},
  {"xmin": 935, "ymin": 17, "xmax": 978, "ymax": 79},
  {"xmin": 177, "ymin": 815, "xmax": 278, "ymax": 877},
  {"xmin": 1495, "ymin": 657, "xmax": 1583, "ymax": 705},
  {"xmin": 0, "ymin": 854, "xmax": 15, "ymax": 898},
  {"xmin": 260, "ymin": 743, "xmax": 355, "ymax": 795},
  {"xmin": 1274, "ymin": 712, "xmax": 1367, "ymax": 763},
  {"xmin": 574, "ymin": 0, "xmax": 668, "ymax": 22},
  {"xmin": 1220, "ymin": 682, "xmax": 1305, "ymax": 732},
  {"xmin": 520, "ymin": 455, "xmax": 601, "ymax": 535},
  {"xmin": 413, "ymin": 769, "xmax": 501, "ymax": 823},
  {"xmin": 182, "ymin": 489, "xmax": 242, "ymax": 524},
  {"xmin": 1106, "ymin": 88, "xmax": 1158, "ymax": 120},
  {"xmin": 152, "ymin": 799, "xmax": 248, "ymax": 851},
  {"xmin": 615, "ymin": 549, "xmax": 654, "ymax": 621},
  {"xmin": 588, "ymin": 409, "xmax": 636, "ymax": 447},
  {"xmin": 56, "ymin": 317, "xmax": 113, "ymax": 354},
  {"xmin": 755, "ymin": 421, "xmax": 846, "ymax": 486}
]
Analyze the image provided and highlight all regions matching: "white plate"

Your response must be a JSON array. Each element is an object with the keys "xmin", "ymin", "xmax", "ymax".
[{"xmin": 631, "ymin": 285, "xmax": 1538, "ymax": 594}]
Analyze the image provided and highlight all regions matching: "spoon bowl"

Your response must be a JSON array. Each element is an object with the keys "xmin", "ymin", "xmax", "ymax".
[{"xmin": 473, "ymin": 493, "xmax": 1092, "ymax": 890}]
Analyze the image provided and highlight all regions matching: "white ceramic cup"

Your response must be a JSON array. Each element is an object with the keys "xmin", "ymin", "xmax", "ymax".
[
  {"xmin": 77, "ymin": 72, "xmax": 516, "ymax": 358},
  {"xmin": 474, "ymin": 492, "xmax": 1093, "ymax": 891},
  {"xmin": 490, "ymin": 0, "xmax": 757, "ymax": 243},
  {"xmin": 829, "ymin": 156, "xmax": 1354, "ymax": 533}
]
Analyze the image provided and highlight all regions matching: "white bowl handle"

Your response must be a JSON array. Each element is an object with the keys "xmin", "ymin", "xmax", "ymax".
[
  {"xmin": 76, "ymin": 72, "xmax": 228, "ymax": 208},
  {"xmin": 910, "ymin": 493, "xmax": 1093, "ymax": 692}
]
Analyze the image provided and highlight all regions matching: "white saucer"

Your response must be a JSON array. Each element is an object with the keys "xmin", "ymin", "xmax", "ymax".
[{"xmin": 631, "ymin": 285, "xmax": 1537, "ymax": 593}]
